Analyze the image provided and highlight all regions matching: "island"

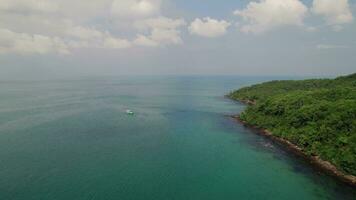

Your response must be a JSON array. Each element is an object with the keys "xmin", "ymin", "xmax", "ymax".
[{"xmin": 228, "ymin": 73, "xmax": 356, "ymax": 186}]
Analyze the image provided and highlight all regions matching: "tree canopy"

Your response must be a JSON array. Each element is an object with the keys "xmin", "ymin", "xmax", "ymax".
[{"xmin": 228, "ymin": 73, "xmax": 356, "ymax": 175}]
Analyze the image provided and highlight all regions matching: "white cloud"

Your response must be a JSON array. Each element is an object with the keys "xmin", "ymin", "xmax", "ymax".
[
  {"xmin": 0, "ymin": 29, "xmax": 69, "ymax": 55},
  {"xmin": 316, "ymin": 44, "xmax": 349, "ymax": 49},
  {"xmin": 134, "ymin": 35, "xmax": 158, "ymax": 47},
  {"xmin": 0, "ymin": 0, "xmax": 189, "ymax": 54},
  {"xmin": 188, "ymin": 17, "xmax": 231, "ymax": 38},
  {"xmin": 66, "ymin": 26, "xmax": 105, "ymax": 40},
  {"xmin": 0, "ymin": 25, "xmax": 132, "ymax": 55},
  {"xmin": 103, "ymin": 36, "xmax": 131, "ymax": 49},
  {"xmin": 0, "ymin": 0, "xmax": 58, "ymax": 13},
  {"xmin": 312, "ymin": 0, "xmax": 353, "ymax": 25},
  {"xmin": 332, "ymin": 25, "xmax": 345, "ymax": 32},
  {"xmin": 134, "ymin": 17, "xmax": 186, "ymax": 30},
  {"xmin": 133, "ymin": 17, "xmax": 186, "ymax": 46},
  {"xmin": 57, "ymin": 1, "xmax": 112, "ymax": 20},
  {"xmin": 306, "ymin": 26, "xmax": 318, "ymax": 32},
  {"xmin": 111, "ymin": 0, "xmax": 161, "ymax": 19},
  {"xmin": 149, "ymin": 28, "xmax": 182, "ymax": 45},
  {"xmin": 65, "ymin": 26, "xmax": 131, "ymax": 49},
  {"xmin": 234, "ymin": 0, "xmax": 308, "ymax": 34}
]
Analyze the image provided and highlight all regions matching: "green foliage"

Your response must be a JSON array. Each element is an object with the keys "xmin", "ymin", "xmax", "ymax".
[{"xmin": 229, "ymin": 73, "xmax": 356, "ymax": 175}]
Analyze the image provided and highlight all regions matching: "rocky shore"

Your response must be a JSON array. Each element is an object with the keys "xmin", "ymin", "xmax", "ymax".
[{"xmin": 231, "ymin": 115, "xmax": 356, "ymax": 187}]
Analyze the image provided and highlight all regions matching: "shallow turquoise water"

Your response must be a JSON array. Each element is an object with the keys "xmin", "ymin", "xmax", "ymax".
[{"xmin": 0, "ymin": 76, "xmax": 354, "ymax": 200}]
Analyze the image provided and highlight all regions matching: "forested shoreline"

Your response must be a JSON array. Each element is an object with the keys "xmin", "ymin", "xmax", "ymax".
[{"xmin": 228, "ymin": 73, "xmax": 356, "ymax": 179}]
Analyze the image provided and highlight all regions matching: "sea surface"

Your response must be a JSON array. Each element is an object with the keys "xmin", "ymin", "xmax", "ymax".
[{"xmin": 0, "ymin": 76, "xmax": 355, "ymax": 200}]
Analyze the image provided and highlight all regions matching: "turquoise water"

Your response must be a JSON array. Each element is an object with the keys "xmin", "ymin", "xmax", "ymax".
[{"xmin": 0, "ymin": 76, "xmax": 354, "ymax": 200}]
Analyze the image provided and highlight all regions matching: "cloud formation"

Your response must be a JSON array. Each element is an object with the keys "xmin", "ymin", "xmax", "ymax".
[
  {"xmin": 188, "ymin": 17, "xmax": 231, "ymax": 38},
  {"xmin": 111, "ymin": 0, "xmax": 161, "ymax": 19},
  {"xmin": 316, "ymin": 44, "xmax": 349, "ymax": 50},
  {"xmin": 134, "ymin": 35, "xmax": 158, "ymax": 47},
  {"xmin": 65, "ymin": 26, "xmax": 131, "ymax": 49},
  {"xmin": 234, "ymin": 0, "xmax": 308, "ymax": 34},
  {"xmin": 0, "ymin": 29, "xmax": 69, "ymax": 55},
  {"xmin": 133, "ymin": 17, "xmax": 186, "ymax": 46},
  {"xmin": 312, "ymin": 0, "xmax": 353, "ymax": 25},
  {"xmin": 0, "ymin": 26, "xmax": 132, "ymax": 55},
  {"xmin": 133, "ymin": 28, "xmax": 184, "ymax": 47},
  {"xmin": 0, "ymin": 0, "xmax": 58, "ymax": 13},
  {"xmin": 0, "ymin": 0, "xmax": 355, "ymax": 55},
  {"xmin": 0, "ymin": 0, "xmax": 186, "ymax": 54}
]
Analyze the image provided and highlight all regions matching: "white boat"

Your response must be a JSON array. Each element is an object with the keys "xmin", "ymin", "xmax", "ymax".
[{"xmin": 126, "ymin": 109, "xmax": 134, "ymax": 115}]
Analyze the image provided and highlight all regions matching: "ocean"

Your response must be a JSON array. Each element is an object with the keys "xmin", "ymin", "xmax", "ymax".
[{"xmin": 0, "ymin": 76, "xmax": 354, "ymax": 200}]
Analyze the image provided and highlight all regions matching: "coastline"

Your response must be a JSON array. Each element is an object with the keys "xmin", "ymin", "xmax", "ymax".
[{"xmin": 230, "ymin": 103, "xmax": 356, "ymax": 187}]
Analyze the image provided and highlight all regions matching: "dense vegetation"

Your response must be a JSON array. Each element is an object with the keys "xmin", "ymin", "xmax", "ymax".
[{"xmin": 228, "ymin": 73, "xmax": 356, "ymax": 175}]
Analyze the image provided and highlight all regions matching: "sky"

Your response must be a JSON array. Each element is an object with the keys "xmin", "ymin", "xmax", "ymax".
[{"xmin": 0, "ymin": 0, "xmax": 355, "ymax": 79}]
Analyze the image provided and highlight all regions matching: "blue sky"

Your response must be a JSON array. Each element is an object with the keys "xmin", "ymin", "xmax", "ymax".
[{"xmin": 0, "ymin": 0, "xmax": 355, "ymax": 79}]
